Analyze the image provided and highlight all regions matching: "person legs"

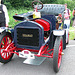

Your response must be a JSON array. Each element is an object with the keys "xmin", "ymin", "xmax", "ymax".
[
  {"xmin": 64, "ymin": 19, "xmax": 70, "ymax": 42},
  {"xmin": 64, "ymin": 19, "xmax": 70, "ymax": 29}
]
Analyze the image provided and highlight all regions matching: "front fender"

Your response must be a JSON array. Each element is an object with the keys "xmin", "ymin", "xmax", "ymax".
[
  {"xmin": 53, "ymin": 30, "xmax": 65, "ymax": 36},
  {"xmin": 0, "ymin": 27, "xmax": 13, "ymax": 33},
  {"xmin": 0, "ymin": 27, "xmax": 7, "ymax": 33}
]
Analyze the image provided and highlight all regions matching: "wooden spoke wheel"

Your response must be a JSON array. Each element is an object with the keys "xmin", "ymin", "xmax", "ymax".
[
  {"xmin": 53, "ymin": 37, "xmax": 63, "ymax": 73},
  {"xmin": 0, "ymin": 32, "xmax": 14, "ymax": 64}
]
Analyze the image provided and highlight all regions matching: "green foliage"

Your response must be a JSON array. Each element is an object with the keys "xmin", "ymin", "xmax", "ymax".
[
  {"xmin": 24, "ymin": 0, "xmax": 32, "ymax": 7},
  {"xmin": 4, "ymin": 0, "xmax": 34, "ymax": 9},
  {"xmin": 8, "ymin": 7, "xmax": 32, "ymax": 27},
  {"xmin": 9, "ymin": 0, "xmax": 24, "ymax": 8},
  {"xmin": 40, "ymin": 0, "xmax": 56, "ymax": 4},
  {"xmin": 65, "ymin": 1, "xmax": 75, "ymax": 11},
  {"xmin": 56, "ymin": 0, "xmax": 65, "ymax": 4},
  {"xmin": 69, "ymin": 27, "xmax": 75, "ymax": 40},
  {"xmin": 3, "ymin": 1, "xmax": 12, "ymax": 9},
  {"xmin": 3, "ymin": 0, "xmax": 75, "ymax": 10}
]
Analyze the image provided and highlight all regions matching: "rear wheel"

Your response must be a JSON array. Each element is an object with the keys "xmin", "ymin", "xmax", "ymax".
[
  {"xmin": 0, "ymin": 32, "xmax": 14, "ymax": 64},
  {"xmin": 53, "ymin": 36, "xmax": 63, "ymax": 73}
]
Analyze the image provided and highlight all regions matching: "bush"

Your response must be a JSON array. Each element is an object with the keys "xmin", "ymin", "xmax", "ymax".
[
  {"xmin": 65, "ymin": 1, "xmax": 75, "ymax": 11},
  {"xmin": 10, "ymin": 0, "xmax": 24, "ymax": 8},
  {"xmin": 55, "ymin": 0, "xmax": 65, "ymax": 4},
  {"xmin": 4, "ymin": 0, "xmax": 75, "ymax": 10},
  {"xmin": 40, "ymin": 0, "xmax": 56, "ymax": 4},
  {"xmin": 4, "ymin": 1, "xmax": 12, "ymax": 9}
]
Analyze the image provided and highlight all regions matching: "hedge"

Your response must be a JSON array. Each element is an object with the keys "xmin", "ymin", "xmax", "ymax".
[{"xmin": 3, "ymin": 0, "xmax": 75, "ymax": 10}]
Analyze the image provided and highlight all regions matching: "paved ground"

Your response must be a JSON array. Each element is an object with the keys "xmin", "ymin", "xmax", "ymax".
[{"xmin": 0, "ymin": 40, "xmax": 75, "ymax": 75}]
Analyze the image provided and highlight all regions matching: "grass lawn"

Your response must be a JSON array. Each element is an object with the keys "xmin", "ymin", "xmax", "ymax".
[
  {"xmin": 69, "ymin": 27, "xmax": 75, "ymax": 40},
  {"xmin": 8, "ymin": 8, "xmax": 75, "ymax": 40},
  {"xmin": 8, "ymin": 7, "xmax": 33, "ymax": 28}
]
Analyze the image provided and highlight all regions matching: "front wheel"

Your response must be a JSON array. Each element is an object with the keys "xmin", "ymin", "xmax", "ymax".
[
  {"xmin": 0, "ymin": 32, "xmax": 14, "ymax": 64},
  {"xmin": 53, "ymin": 36, "xmax": 63, "ymax": 73}
]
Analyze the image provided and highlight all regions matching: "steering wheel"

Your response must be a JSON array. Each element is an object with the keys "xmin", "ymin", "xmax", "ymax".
[{"xmin": 32, "ymin": 1, "xmax": 43, "ymax": 10}]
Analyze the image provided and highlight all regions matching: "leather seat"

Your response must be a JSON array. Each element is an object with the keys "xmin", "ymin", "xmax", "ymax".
[
  {"xmin": 38, "ymin": 4, "xmax": 65, "ymax": 30},
  {"xmin": 38, "ymin": 4, "xmax": 65, "ymax": 16}
]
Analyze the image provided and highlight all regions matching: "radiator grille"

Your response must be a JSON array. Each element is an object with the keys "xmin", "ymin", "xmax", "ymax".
[{"xmin": 16, "ymin": 28, "xmax": 39, "ymax": 47}]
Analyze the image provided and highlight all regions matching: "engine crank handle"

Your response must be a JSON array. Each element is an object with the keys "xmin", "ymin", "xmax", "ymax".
[{"xmin": 24, "ymin": 16, "xmax": 30, "ymax": 21}]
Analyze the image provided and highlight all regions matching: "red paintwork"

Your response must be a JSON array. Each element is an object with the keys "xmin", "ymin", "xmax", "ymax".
[
  {"xmin": 35, "ymin": 45, "xmax": 53, "ymax": 58},
  {"xmin": 34, "ymin": 19, "xmax": 50, "ymax": 31},
  {"xmin": 34, "ymin": 7, "xmax": 37, "ymax": 12},
  {"xmin": 0, "ymin": 35, "xmax": 13, "ymax": 60},
  {"xmin": 58, "ymin": 40, "xmax": 63, "ymax": 68},
  {"xmin": 1, "ymin": 42, "xmax": 53, "ymax": 58},
  {"xmin": 0, "ymin": 33, "xmax": 54, "ymax": 59}
]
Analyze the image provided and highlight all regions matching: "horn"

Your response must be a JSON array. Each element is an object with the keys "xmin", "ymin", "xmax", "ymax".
[{"xmin": 57, "ymin": 16, "xmax": 62, "ymax": 22}]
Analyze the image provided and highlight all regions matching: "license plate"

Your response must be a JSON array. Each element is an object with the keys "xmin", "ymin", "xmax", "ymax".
[{"xmin": 19, "ymin": 50, "xmax": 35, "ymax": 59}]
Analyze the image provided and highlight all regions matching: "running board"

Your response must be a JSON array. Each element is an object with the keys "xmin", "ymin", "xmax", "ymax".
[{"xmin": 23, "ymin": 56, "xmax": 46, "ymax": 65}]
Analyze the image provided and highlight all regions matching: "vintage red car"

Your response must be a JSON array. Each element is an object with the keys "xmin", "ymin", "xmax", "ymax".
[{"xmin": 0, "ymin": 1, "xmax": 68, "ymax": 73}]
